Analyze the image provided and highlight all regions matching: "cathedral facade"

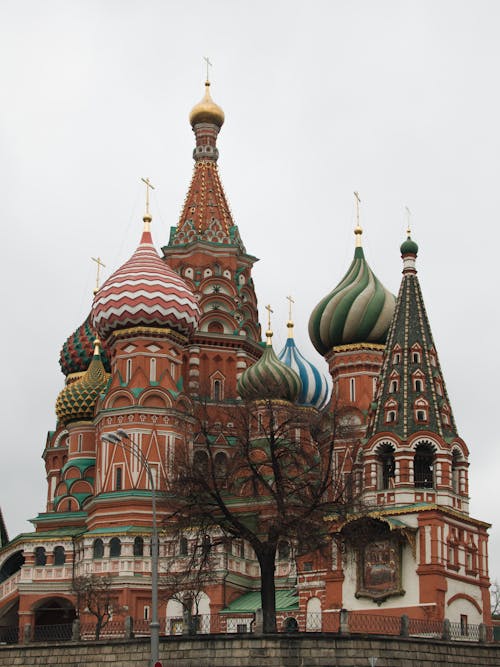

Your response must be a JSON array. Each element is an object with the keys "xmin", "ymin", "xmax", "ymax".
[{"xmin": 0, "ymin": 81, "xmax": 491, "ymax": 637}]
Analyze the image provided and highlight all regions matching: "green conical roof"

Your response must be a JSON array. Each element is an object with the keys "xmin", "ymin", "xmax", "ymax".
[
  {"xmin": 309, "ymin": 241, "xmax": 395, "ymax": 356},
  {"xmin": 367, "ymin": 235, "xmax": 457, "ymax": 440}
]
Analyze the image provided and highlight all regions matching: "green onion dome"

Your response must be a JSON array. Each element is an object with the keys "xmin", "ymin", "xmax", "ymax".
[
  {"xmin": 308, "ymin": 230, "xmax": 396, "ymax": 356},
  {"xmin": 55, "ymin": 340, "xmax": 110, "ymax": 425},
  {"xmin": 59, "ymin": 314, "xmax": 110, "ymax": 379},
  {"xmin": 238, "ymin": 332, "xmax": 302, "ymax": 403},
  {"xmin": 400, "ymin": 234, "xmax": 419, "ymax": 255}
]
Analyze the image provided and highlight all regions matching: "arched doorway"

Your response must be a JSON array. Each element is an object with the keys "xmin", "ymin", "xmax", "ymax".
[
  {"xmin": 33, "ymin": 597, "xmax": 76, "ymax": 641},
  {"xmin": 0, "ymin": 550, "xmax": 24, "ymax": 583}
]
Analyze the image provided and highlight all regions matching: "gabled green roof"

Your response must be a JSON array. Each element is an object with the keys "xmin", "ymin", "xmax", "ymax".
[{"xmin": 221, "ymin": 589, "xmax": 298, "ymax": 614}]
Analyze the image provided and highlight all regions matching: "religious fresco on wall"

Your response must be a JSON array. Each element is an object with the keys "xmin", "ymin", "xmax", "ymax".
[{"xmin": 356, "ymin": 538, "xmax": 405, "ymax": 603}]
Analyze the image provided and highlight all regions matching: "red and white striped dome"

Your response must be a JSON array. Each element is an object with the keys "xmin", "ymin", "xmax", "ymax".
[{"xmin": 91, "ymin": 226, "xmax": 200, "ymax": 340}]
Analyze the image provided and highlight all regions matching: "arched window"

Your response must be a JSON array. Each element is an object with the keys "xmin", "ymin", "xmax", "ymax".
[
  {"xmin": 150, "ymin": 358, "xmax": 157, "ymax": 382},
  {"xmin": 93, "ymin": 538, "xmax": 104, "ymax": 559},
  {"xmin": 414, "ymin": 443, "xmax": 434, "ymax": 488},
  {"xmin": 278, "ymin": 540, "xmax": 290, "ymax": 560},
  {"xmin": 386, "ymin": 410, "xmax": 397, "ymax": 423},
  {"xmin": 412, "ymin": 351, "xmax": 421, "ymax": 363},
  {"xmin": 133, "ymin": 536, "xmax": 144, "ymax": 557},
  {"xmin": 179, "ymin": 536, "xmax": 188, "ymax": 556},
  {"xmin": 109, "ymin": 537, "xmax": 121, "ymax": 558},
  {"xmin": 306, "ymin": 597, "xmax": 322, "ymax": 631},
  {"xmin": 389, "ymin": 380, "xmax": 398, "ymax": 393},
  {"xmin": 194, "ymin": 450, "xmax": 209, "ymax": 475},
  {"xmin": 34, "ymin": 547, "xmax": 47, "ymax": 566},
  {"xmin": 451, "ymin": 450, "xmax": 461, "ymax": 493},
  {"xmin": 213, "ymin": 380, "xmax": 222, "ymax": 401},
  {"xmin": 126, "ymin": 358, "xmax": 133, "ymax": 383},
  {"xmin": 377, "ymin": 444, "xmax": 395, "ymax": 490},
  {"xmin": 115, "ymin": 467, "xmax": 123, "ymax": 491},
  {"xmin": 53, "ymin": 546, "xmax": 66, "ymax": 566},
  {"xmin": 214, "ymin": 451, "xmax": 227, "ymax": 479}
]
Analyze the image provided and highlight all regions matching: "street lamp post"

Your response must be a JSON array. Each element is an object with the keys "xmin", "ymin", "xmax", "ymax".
[{"xmin": 101, "ymin": 430, "xmax": 160, "ymax": 667}]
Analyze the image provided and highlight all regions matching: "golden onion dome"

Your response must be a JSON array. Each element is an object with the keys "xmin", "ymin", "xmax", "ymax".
[{"xmin": 189, "ymin": 82, "xmax": 225, "ymax": 128}]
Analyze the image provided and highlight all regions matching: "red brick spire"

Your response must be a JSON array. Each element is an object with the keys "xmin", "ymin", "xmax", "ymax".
[{"xmin": 170, "ymin": 82, "xmax": 238, "ymax": 247}]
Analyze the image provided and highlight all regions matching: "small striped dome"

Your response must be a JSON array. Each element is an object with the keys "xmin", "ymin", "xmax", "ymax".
[
  {"xmin": 238, "ymin": 338, "xmax": 302, "ymax": 403},
  {"xmin": 59, "ymin": 314, "xmax": 110, "ymax": 377},
  {"xmin": 55, "ymin": 341, "xmax": 109, "ymax": 425},
  {"xmin": 309, "ymin": 245, "xmax": 395, "ymax": 355},
  {"xmin": 92, "ymin": 226, "xmax": 200, "ymax": 340},
  {"xmin": 278, "ymin": 335, "xmax": 329, "ymax": 409}
]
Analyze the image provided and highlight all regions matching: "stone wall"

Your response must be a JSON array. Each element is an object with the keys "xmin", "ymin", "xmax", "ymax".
[{"xmin": 1, "ymin": 634, "xmax": 500, "ymax": 667}]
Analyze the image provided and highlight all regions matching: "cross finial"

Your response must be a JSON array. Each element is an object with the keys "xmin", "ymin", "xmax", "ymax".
[
  {"xmin": 354, "ymin": 191, "xmax": 363, "ymax": 247},
  {"xmin": 405, "ymin": 205, "xmax": 412, "ymax": 237},
  {"xmin": 91, "ymin": 256, "xmax": 106, "ymax": 293},
  {"xmin": 286, "ymin": 295, "xmax": 295, "ymax": 338},
  {"xmin": 265, "ymin": 304, "xmax": 274, "ymax": 345},
  {"xmin": 141, "ymin": 177, "xmax": 155, "ymax": 217},
  {"xmin": 203, "ymin": 56, "xmax": 212, "ymax": 83}
]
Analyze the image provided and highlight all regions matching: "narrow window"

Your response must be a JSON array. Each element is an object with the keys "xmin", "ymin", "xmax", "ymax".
[
  {"xmin": 414, "ymin": 444, "xmax": 434, "ymax": 488},
  {"xmin": 150, "ymin": 358, "xmax": 157, "ymax": 382},
  {"xmin": 415, "ymin": 379, "xmax": 423, "ymax": 392},
  {"xmin": 179, "ymin": 536, "xmax": 188, "ymax": 556},
  {"xmin": 115, "ymin": 467, "xmax": 123, "ymax": 491},
  {"xmin": 393, "ymin": 353, "xmax": 401, "ymax": 364},
  {"xmin": 372, "ymin": 377, "xmax": 377, "ymax": 398},
  {"xmin": 170, "ymin": 362, "xmax": 176, "ymax": 379},
  {"xmin": 126, "ymin": 359, "xmax": 133, "ymax": 382},
  {"xmin": 109, "ymin": 537, "xmax": 121, "ymax": 558},
  {"xmin": 390, "ymin": 380, "xmax": 398, "ymax": 393},
  {"xmin": 416, "ymin": 409, "xmax": 426, "ymax": 422},
  {"xmin": 53, "ymin": 546, "xmax": 66, "ymax": 566},
  {"xmin": 213, "ymin": 379, "xmax": 221, "ymax": 401},
  {"xmin": 77, "ymin": 434, "xmax": 83, "ymax": 453},
  {"xmin": 144, "ymin": 605, "xmax": 150, "ymax": 621},
  {"xmin": 460, "ymin": 615, "xmax": 468, "ymax": 636},
  {"xmin": 349, "ymin": 378, "xmax": 356, "ymax": 402},
  {"xmin": 412, "ymin": 352, "xmax": 420, "ymax": 363},
  {"xmin": 34, "ymin": 547, "xmax": 47, "ymax": 566},
  {"xmin": 133, "ymin": 536, "xmax": 144, "ymax": 557},
  {"xmin": 93, "ymin": 538, "xmax": 104, "ymax": 559}
]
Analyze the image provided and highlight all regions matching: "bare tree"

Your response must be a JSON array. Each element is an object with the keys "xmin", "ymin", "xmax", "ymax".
[
  {"xmin": 72, "ymin": 574, "xmax": 117, "ymax": 640},
  {"xmin": 491, "ymin": 580, "xmax": 500, "ymax": 617},
  {"xmin": 161, "ymin": 529, "xmax": 217, "ymax": 634},
  {"xmin": 166, "ymin": 398, "xmax": 353, "ymax": 633}
]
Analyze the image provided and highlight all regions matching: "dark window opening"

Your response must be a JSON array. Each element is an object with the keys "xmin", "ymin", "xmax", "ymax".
[
  {"xmin": 109, "ymin": 537, "xmax": 121, "ymax": 558},
  {"xmin": 414, "ymin": 444, "xmax": 434, "ymax": 488},
  {"xmin": 34, "ymin": 547, "xmax": 47, "ymax": 567},
  {"xmin": 93, "ymin": 538, "xmax": 104, "ymax": 559},
  {"xmin": 133, "ymin": 536, "xmax": 144, "ymax": 557},
  {"xmin": 53, "ymin": 546, "xmax": 65, "ymax": 566}
]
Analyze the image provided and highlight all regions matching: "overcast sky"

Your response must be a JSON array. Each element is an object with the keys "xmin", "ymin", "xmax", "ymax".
[{"xmin": 1, "ymin": 0, "xmax": 499, "ymax": 579}]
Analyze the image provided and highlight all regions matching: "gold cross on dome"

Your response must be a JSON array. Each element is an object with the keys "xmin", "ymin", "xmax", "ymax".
[
  {"xmin": 91, "ymin": 256, "xmax": 106, "ymax": 291},
  {"xmin": 354, "ymin": 191, "xmax": 361, "ymax": 226},
  {"xmin": 203, "ymin": 56, "xmax": 212, "ymax": 83},
  {"xmin": 265, "ymin": 304, "xmax": 274, "ymax": 330},
  {"xmin": 286, "ymin": 295, "xmax": 294, "ymax": 321},
  {"xmin": 141, "ymin": 177, "xmax": 155, "ymax": 216},
  {"xmin": 405, "ymin": 205, "xmax": 412, "ymax": 236}
]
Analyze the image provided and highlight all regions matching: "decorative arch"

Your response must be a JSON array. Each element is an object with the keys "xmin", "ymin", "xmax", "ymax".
[
  {"xmin": 105, "ymin": 390, "xmax": 136, "ymax": 409},
  {"xmin": 447, "ymin": 593, "xmax": 482, "ymax": 614},
  {"xmin": 53, "ymin": 429, "xmax": 69, "ymax": 448},
  {"xmin": 138, "ymin": 390, "xmax": 173, "ymax": 409}
]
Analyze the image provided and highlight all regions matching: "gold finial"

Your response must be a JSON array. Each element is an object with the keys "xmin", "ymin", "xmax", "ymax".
[
  {"xmin": 203, "ymin": 56, "xmax": 212, "ymax": 84},
  {"xmin": 141, "ymin": 177, "xmax": 155, "ymax": 230},
  {"xmin": 286, "ymin": 295, "xmax": 295, "ymax": 338},
  {"xmin": 405, "ymin": 205, "xmax": 412, "ymax": 237},
  {"xmin": 354, "ymin": 191, "xmax": 363, "ymax": 247},
  {"xmin": 265, "ymin": 304, "xmax": 274, "ymax": 346},
  {"xmin": 93, "ymin": 336, "xmax": 101, "ymax": 355},
  {"xmin": 91, "ymin": 256, "xmax": 106, "ymax": 294}
]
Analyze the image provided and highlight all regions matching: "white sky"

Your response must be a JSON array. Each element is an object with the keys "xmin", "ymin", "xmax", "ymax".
[{"xmin": 1, "ymin": 0, "xmax": 499, "ymax": 580}]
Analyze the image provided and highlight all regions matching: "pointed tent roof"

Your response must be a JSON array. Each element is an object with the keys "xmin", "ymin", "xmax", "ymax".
[
  {"xmin": 167, "ymin": 81, "xmax": 244, "ymax": 250},
  {"xmin": 367, "ymin": 234, "xmax": 458, "ymax": 440}
]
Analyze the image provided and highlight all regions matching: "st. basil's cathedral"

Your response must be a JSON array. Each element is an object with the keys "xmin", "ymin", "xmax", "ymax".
[{"xmin": 0, "ymin": 79, "xmax": 491, "ymax": 636}]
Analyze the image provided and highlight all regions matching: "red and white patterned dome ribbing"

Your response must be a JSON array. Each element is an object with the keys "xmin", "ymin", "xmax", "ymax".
[{"xmin": 91, "ymin": 224, "xmax": 200, "ymax": 340}]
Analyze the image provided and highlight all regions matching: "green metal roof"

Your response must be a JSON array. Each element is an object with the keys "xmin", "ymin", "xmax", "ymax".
[
  {"xmin": 61, "ymin": 458, "xmax": 95, "ymax": 476},
  {"xmin": 85, "ymin": 525, "xmax": 152, "ymax": 535},
  {"xmin": 221, "ymin": 589, "xmax": 298, "ymax": 614}
]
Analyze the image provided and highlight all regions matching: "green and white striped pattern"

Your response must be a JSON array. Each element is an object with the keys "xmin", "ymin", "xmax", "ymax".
[
  {"xmin": 309, "ymin": 247, "xmax": 395, "ymax": 355},
  {"xmin": 237, "ymin": 344, "xmax": 302, "ymax": 403}
]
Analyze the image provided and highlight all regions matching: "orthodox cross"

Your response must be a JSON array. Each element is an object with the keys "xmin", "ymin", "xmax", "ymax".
[
  {"xmin": 405, "ymin": 205, "xmax": 412, "ymax": 236},
  {"xmin": 354, "ymin": 191, "xmax": 361, "ymax": 227},
  {"xmin": 91, "ymin": 256, "xmax": 106, "ymax": 291},
  {"xmin": 203, "ymin": 56, "xmax": 212, "ymax": 83},
  {"xmin": 286, "ymin": 295, "xmax": 295, "ymax": 322},
  {"xmin": 141, "ymin": 177, "xmax": 155, "ymax": 216},
  {"xmin": 265, "ymin": 304, "xmax": 274, "ymax": 330}
]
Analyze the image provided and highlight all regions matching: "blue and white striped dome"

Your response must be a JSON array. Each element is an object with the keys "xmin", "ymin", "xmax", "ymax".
[{"xmin": 278, "ymin": 333, "xmax": 329, "ymax": 410}]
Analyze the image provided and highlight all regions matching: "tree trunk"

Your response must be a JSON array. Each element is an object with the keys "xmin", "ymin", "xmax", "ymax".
[{"xmin": 257, "ymin": 547, "xmax": 277, "ymax": 633}]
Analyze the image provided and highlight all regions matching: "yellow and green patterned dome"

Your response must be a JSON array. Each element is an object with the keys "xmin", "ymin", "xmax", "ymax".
[
  {"xmin": 55, "ymin": 340, "xmax": 110, "ymax": 425},
  {"xmin": 309, "ymin": 228, "xmax": 396, "ymax": 356}
]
